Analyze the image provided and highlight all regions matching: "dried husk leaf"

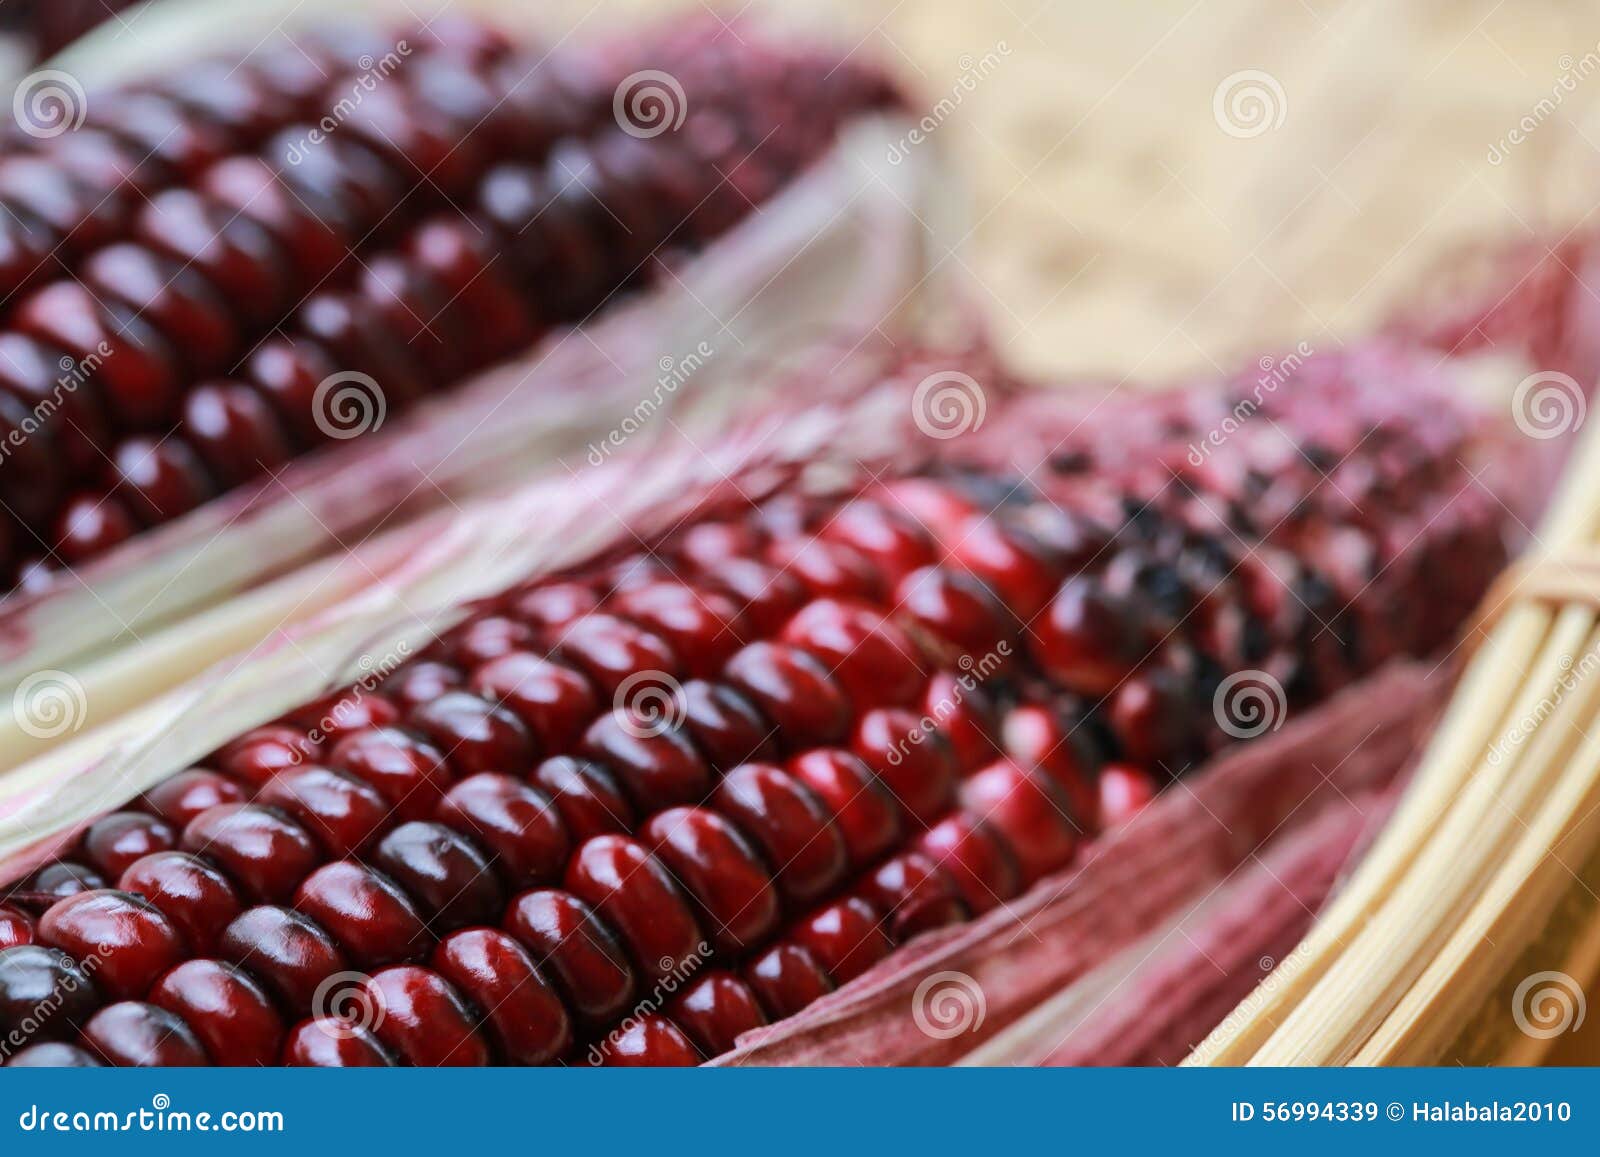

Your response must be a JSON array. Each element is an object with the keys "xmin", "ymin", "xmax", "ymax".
[{"xmin": 988, "ymin": 783, "xmax": 1400, "ymax": 1067}]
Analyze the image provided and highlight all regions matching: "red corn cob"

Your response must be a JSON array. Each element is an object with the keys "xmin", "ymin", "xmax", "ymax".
[
  {"xmin": 0, "ymin": 344, "xmax": 1520, "ymax": 1066},
  {"xmin": 0, "ymin": 20, "xmax": 486, "ymax": 303},
  {"xmin": 0, "ymin": 19, "xmax": 899, "ymax": 591}
]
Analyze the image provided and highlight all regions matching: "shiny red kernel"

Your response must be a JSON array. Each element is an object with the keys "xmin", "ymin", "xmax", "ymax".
[
  {"xmin": 116, "ymin": 852, "xmax": 242, "ymax": 955},
  {"xmin": 82, "ymin": 1001, "xmax": 209, "ymax": 1066},
  {"xmin": 148, "ymin": 959, "xmax": 283, "ymax": 1067},
  {"xmin": 786, "ymin": 897, "xmax": 894, "ymax": 985},
  {"xmin": 80, "ymin": 812, "xmax": 177, "ymax": 880},
  {"xmin": 37, "ymin": 889, "xmax": 184, "ymax": 999},
  {"xmin": 922, "ymin": 670, "xmax": 1004, "ymax": 773},
  {"xmin": 281, "ymin": 1019, "xmax": 394, "ymax": 1066},
  {"xmin": 550, "ymin": 613, "xmax": 681, "ymax": 699},
  {"xmin": 365, "ymin": 966, "xmax": 491, "ymax": 1067},
  {"xmin": 592, "ymin": 1012, "xmax": 702, "ymax": 1067},
  {"xmin": 711, "ymin": 763, "xmax": 848, "ymax": 906},
  {"xmin": 431, "ymin": 927, "xmax": 572, "ymax": 1066},
  {"xmin": 326, "ymin": 727, "xmax": 452, "ymax": 823},
  {"xmin": 742, "ymin": 943, "xmax": 834, "ymax": 1020},
  {"xmin": 502, "ymin": 889, "xmax": 637, "ymax": 1026},
  {"xmin": 610, "ymin": 582, "xmax": 748, "ymax": 676},
  {"xmin": 406, "ymin": 691, "xmax": 538, "ymax": 778},
  {"xmin": 217, "ymin": 906, "xmax": 348, "ymax": 1015},
  {"xmin": 382, "ymin": 662, "xmax": 464, "ymax": 711},
  {"xmin": 916, "ymin": 815, "xmax": 1021, "ymax": 914},
  {"xmin": 641, "ymin": 807, "xmax": 781, "ymax": 956},
  {"xmin": 667, "ymin": 970, "xmax": 768, "ymax": 1057},
  {"xmin": 370, "ymin": 821, "xmax": 503, "ymax": 934},
  {"xmin": 435, "ymin": 773, "xmax": 570, "ymax": 888},
  {"xmin": 293, "ymin": 862, "xmax": 430, "ymax": 969},
  {"xmin": 959, "ymin": 760, "xmax": 1082, "ymax": 885},
  {"xmin": 780, "ymin": 598, "xmax": 924, "ymax": 709},
  {"xmin": 1000, "ymin": 704, "xmax": 1100, "ymax": 828},
  {"xmin": 140, "ymin": 768, "xmax": 247, "ymax": 829},
  {"xmin": 850, "ymin": 707, "xmax": 959, "ymax": 826},
  {"xmin": 213, "ymin": 726, "xmax": 317, "ymax": 787},
  {"xmin": 857, "ymin": 852, "xmax": 968, "ymax": 939},
  {"xmin": 787, "ymin": 748, "xmax": 903, "ymax": 868},
  {"xmin": 0, "ymin": 906, "xmax": 34, "ymax": 948},
  {"xmin": 469, "ymin": 652, "xmax": 597, "ymax": 754},
  {"xmin": 818, "ymin": 500, "xmax": 937, "ymax": 587},
  {"xmin": 1030, "ymin": 577, "xmax": 1142, "ymax": 697},
  {"xmin": 948, "ymin": 517, "xmax": 1062, "ymax": 620},
  {"xmin": 893, "ymin": 565, "xmax": 1018, "ymax": 666},
  {"xmin": 694, "ymin": 558, "xmax": 807, "ymax": 637},
  {"xmin": 765, "ymin": 536, "xmax": 883, "ymax": 602},
  {"xmin": 677, "ymin": 680, "xmax": 776, "ymax": 769},
  {"xmin": 256, "ymin": 766, "xmax": 390, "ymax": 859},
  {"xmin": 564, "ymin": 835, "xmax": 705, "ymax": 982},
  {"xmin": 529, "ymin": 756, "xmax": 634, "ymax": 842},
  {"xmin": 578, "ymin": 712, "xmax": 712, "ymax": 814},
  {"xmin": 723, "ymin": 642, "xmax": 851, "ymax": 750},
  {"xmin": 1098, "ymin": 763, "xmax": 1158, "ymax": 828},
  {"xmin": 180, "ymin": 803, "xmax": 320, "ymax": 905}
]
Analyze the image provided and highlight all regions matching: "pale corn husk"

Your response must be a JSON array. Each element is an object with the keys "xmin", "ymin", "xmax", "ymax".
[
  {"xmin": 1187, "ymin": 402, "xmax": 1600, "ymax": 1067},
  {"xmin": 0, "ymin": 115, "xmax": 946, "ymax": 768}
]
